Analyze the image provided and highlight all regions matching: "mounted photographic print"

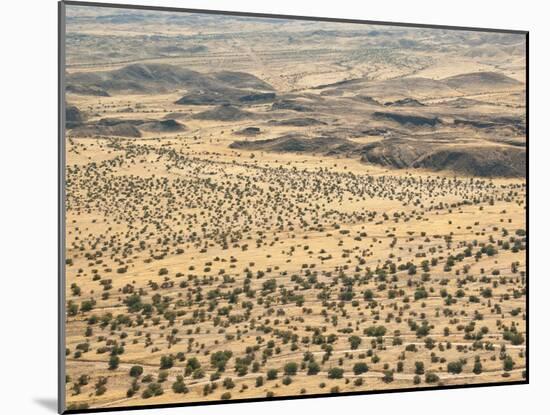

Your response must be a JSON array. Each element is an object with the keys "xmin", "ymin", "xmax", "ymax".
[{"xmin": 59, "ymin": 1, "xmax": 528, "ymax": 413}]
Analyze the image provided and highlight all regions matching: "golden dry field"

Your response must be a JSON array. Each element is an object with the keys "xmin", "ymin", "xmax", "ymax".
[{"xmin": 63, "ymin": 5, "xmax": 527, "ymax": 411}]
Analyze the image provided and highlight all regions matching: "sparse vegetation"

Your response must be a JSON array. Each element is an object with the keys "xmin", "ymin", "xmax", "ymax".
[{"xmin": 63, "ymin": 8, "xmax": 527, "ymax": 409}]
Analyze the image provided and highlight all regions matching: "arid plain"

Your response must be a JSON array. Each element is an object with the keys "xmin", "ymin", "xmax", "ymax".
[{"xmin": 63, "ymin": 6, "xmax": 527, "ymax": 410}]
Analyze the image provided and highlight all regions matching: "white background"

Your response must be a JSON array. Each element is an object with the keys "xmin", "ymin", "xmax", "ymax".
[{"xmin": 0, "ymin": 0, "xmax": 545, "ymax": 413}]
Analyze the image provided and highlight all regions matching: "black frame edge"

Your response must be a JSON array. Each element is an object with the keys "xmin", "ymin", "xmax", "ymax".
[
  {"xmin": 524, "ymin": 30, "xmax": 529, "ymax": 385},
  {"xmin": 63, "ymin": 380, "xmax": 528, "ymax": 414},
  {"xmin": 60, "ymin": 0, "xmax": 528, "ymax": 34},
  {"xmin": 58, "ymin": 1, "xmax": 67, "ymax": 414}
]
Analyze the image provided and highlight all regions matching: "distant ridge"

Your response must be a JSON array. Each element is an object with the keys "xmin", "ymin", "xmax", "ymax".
[
  {"xmin": 230, "ymin": 135, "xmax": 526, "ymax": 177},
  {"xmin": 67, "ymin": 63, "xmax": 274, "ymax": 100},
  {"xmin": 442, "ymin": 71, "xmax": 523, "ymax": 92},
  {"xmin": 193, "ymin": 104, "xmax": 256, "ymax": 121}
]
